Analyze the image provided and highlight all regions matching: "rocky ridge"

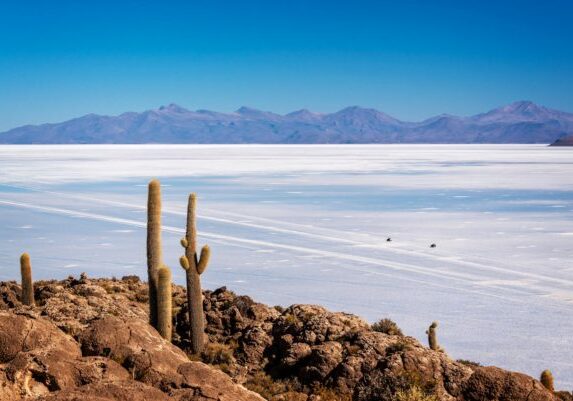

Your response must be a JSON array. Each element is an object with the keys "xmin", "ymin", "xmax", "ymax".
[{"xmin": 0, "ymin": 275, "xmax": 569, "ymax": 401}]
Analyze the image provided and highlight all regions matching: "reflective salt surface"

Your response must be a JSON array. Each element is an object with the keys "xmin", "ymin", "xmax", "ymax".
[{"xmin": 0, "ymin": 144, "xmax": 572, "ymax": 387}]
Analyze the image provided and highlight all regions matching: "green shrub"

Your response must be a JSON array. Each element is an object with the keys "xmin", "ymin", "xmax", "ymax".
[{"xmin": 372, "ymin": 318, "xmax": 404, "ymax": 336}]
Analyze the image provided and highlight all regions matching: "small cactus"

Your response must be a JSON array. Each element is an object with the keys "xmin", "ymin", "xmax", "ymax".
[
  {"xmin": 20, "ymin": 253, "xmax": 34, "ymax": 306},
  {"xmin": 180, "ymin": 193, "xmax": 210, "ymax": 354},
  {"xmin": 157, "ymin": 265, "xmax": 172, "ymax": 341},
  {"xmin": 426, "ymin": 321, "xmax": 439, "ymax": 351},
  {"xmin": 147, "ymin": 179, "xmax": 163, "ymax": 329},
  {"xmin": 540, "ymin": 369, "xmax": 554, "ymax": 392}
]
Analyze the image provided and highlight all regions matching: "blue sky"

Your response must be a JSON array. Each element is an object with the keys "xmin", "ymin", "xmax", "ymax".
[{"xmin": 1, "ymin": 0, "xmax": 572, "ymax": 131}]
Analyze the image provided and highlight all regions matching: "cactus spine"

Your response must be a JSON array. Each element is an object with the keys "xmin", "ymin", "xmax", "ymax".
[
  {"xmin": 540, "ymin": 370, "xmax": 554, "ymax": 392},
  {"xmin": 157, "ymin": 265, "xmax": 173, "ymax": 341},
  {"xmin": 180, "ymin": 193, "xmax": 210, "ymax": 353},
  {"xmin": 20, "ymin": 253, "xmax": 34, "ymax": 306},
  {"xmin": 147, "ymin": 179, "xmax": 162, "ymax": 329},
  {"xmin": 426, "ymin": 321, "xmax": 439, "ymax": 351}
]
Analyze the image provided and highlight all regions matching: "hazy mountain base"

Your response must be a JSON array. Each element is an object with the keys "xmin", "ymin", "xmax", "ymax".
[{"xmin": 0, "ymin": 275, "xmax": 569, "ymax": 401}]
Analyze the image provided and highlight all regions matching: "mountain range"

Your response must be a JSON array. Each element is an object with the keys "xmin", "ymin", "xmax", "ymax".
[{"xmin": 2, "ymin": 101, "xmax": 573, "ymax": 144}]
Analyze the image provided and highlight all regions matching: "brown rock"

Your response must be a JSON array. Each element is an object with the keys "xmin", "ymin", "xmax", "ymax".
[
  {"xmin": 462, "ymin": 366, "xmax": 554, "ymax": 401},
  {"xmin": 173, "ymin": 362, "xmax": 265, "ymax": 401},
  {"xmin": 282, "ymin": 342, "xmax": 312, "ymax": 368},
  {"xmin": 299, "ymin": 341, "xmax": 343, "ymax": 382},
  {"xmin": 37, "ymin": 381, "xmax": 169, "ymax": 401},
  {"xmin": 77, "ymin": 316, "xmax": 189, "ymax": 388},
  {"xmin": 0, "ymin": 310, "xmax": 83, "ymax": 396},
  {"xmin": 239, "ymin": 326, "xmax": 273, "ymax": 366}
]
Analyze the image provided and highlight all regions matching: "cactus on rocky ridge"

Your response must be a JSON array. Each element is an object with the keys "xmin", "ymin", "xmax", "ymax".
[
  {"xmin": 20, "ymin": 253, "xmax": 34, "ymax": 306},
  {"xmin": 180, "ymin": 193, "xmax": 210, "ymax": 354},
  {"xmin": 157, "ymin": 265, "xmax": 173, "ymax": 341},
  {"xmin": 540, "ymin": 369, "xmax": 554, "ymax": 392},
  {"xmin": 147, "ymin": 179, "xmax": 162, "ymax": 329},
  {"xmin": 426, "ymin": 321, "xmax": 439, "ymax": 351}
]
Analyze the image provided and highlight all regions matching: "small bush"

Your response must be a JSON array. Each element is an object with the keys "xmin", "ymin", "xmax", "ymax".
[
  {"xmin": 456, "ymin": 359, "xmax": 482, "ymax": 367},
  {"xmin": 245, "ymin": 372, "xmax": 299, "ymax": 400},
  {"xmin": 372, "ymin": 318, "xmax": 404, "ymax": 336},
  {"xmin": 386, "ymin": 339, "xmax": 412, "ymax": 355},
  {"xmin": 201, "ymin": 342, "xmax": 235, "ymax": 365},
  {"xmin": 284, "ymin": 314, "xmax": 300, "ymax": 326},
  {"xmin": 395, "ymin": 385, "xmax": 439, "ymax": 401},
  {"xmin": 355, "ymin": 370, "xmax": 437, "ymax": 401},
  {"xmin": 312, "ymin": 385, "xmax": 352, "ymax": 401}
]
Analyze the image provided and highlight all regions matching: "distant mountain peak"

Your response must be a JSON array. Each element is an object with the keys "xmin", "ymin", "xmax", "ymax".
[
  {"xmin": 235, "ymin": 106, "xmax": 282, "ymax": 120},
  {"xmin": 332, "ymin": 106, "xmax": 401, "ymax": 124},
  {"xmin": 471, "ymin": 100, "xmax": 566, "ymax": 123},
  {"xmin": 286, "ymin": 109, "xmax": 324, "ymax": 120},
  {"xmin": 501, "ymin": 100, "xmax": 543, "ymax": 113},
  {"xmin": 236, "ymin": 106, "xmax": 261, "ymax": 115},
  {"xmin": 158, "ymin": 103, "xmax": 188, "ymax": 113}
]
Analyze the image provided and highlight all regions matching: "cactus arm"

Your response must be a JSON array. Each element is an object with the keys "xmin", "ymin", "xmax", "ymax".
[
  {"xmin": 197, "ymin": 245, "xmax": 210, "ymax": 275},
  {"xmin": 180, "ymin": 256, "xmax": 190, "ymax": 271}
]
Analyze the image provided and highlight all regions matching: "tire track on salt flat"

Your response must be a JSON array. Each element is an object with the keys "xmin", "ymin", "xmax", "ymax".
[
  {"xmin": 3, "ymin": 184, "xmax": 573, "ymax": 292},
  {"xmin": 1, "ymin": 197, "xmax": 570, "ymax": 309}
]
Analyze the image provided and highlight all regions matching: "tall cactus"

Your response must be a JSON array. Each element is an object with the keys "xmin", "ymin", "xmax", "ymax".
[
  {"xmin": 157, "ymin": 265, "xmax": 173, "ymax": 341},
  {"xmin": 147, "ymin": 179, "xmax": 162, "ymax": 329},
  {"xmin": 540, "ymin": 370, "xmax": 554, "ymax": 392},
  {"xmin": 20, "ymin": 253, "xmax": 34, "ymax": 306},
  {"xmin": 180, "ymin": 193, "xmax": 210, "ymax": 354},
  {"xmin": 426, "ymin": 321, "xmax": 439, "ymax": 351}
]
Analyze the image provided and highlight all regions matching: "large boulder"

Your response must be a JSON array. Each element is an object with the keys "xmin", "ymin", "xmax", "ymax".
[
  {"xmin": 0, "ymin": 311, "xmax": 129, "ymax": 400},
  {"xmin": 462, "ymin": 366, "xmax": 554, "ymax": 401},
  {"xmin": 77, "ymin": 316, "xmax": 189, "ymax": 388},
  {"xmin": 171, "ymin": 362, "xmax": 265, "ymax": 401},
  {"xmin": 77, "ymin": 316, "xmax": 264, "ymax": 400},
  {"xmin": 0, "ymin": 310, "xmax": 82, "ymax": 398}
]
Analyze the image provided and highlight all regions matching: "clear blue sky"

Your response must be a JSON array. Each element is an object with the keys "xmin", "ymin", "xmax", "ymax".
[{"xmin": 1, "ymin": 0, "xmax": 572, "ymax": 131}]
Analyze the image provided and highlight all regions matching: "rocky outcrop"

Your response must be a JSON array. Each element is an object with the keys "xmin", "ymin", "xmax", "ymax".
[
  {"xmin": 0, "ymin": 310, "xmax": 130, "ymax": 400},
  {"xmin": 0, "ymin": 277, "xmax": 566, "ymax": 401},
  {"xmin": 550, "ymin": 134, "xmax": 573, "ymax": 146},
  {"xmin": 0, "ymin": 278, "xmax": 264, "ymax": 401}
]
